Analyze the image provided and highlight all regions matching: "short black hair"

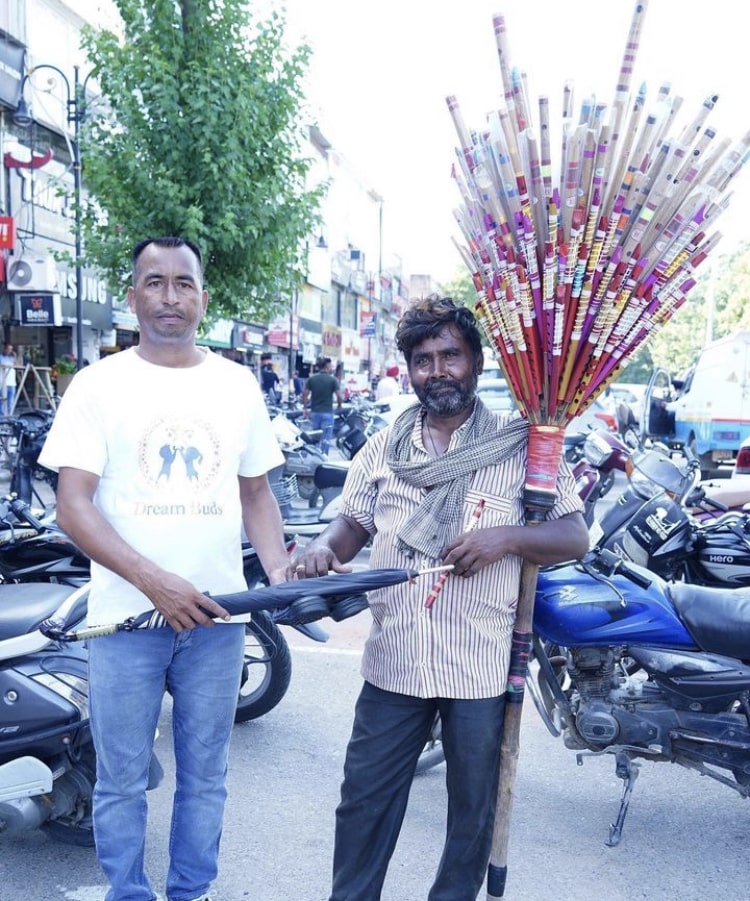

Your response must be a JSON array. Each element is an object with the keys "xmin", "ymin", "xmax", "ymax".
[
  {"xmin": 132, "ymin": 237, "xmax": 203, "ymax": 279},
  {"xmin": 396, "ymin": 294, "xmax": 483, "ymax": 365}
]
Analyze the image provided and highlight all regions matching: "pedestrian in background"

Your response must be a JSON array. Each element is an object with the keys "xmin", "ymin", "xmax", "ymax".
[
  {"xmin": 0, "ymin": 342, "xmax": 17, "ymax": 415},
  {"xmin": 302, "ymin": 356, "xmax": 343, "ymax": 457},
  {"xmin": 260, "ymin": 354, "xmax": 281, "ymax": 404},
  {"xmin": 40, "ymin": 236, "xmax": 292, "ymax": 901},
  {"xmin": 375, "ymin": 364, "xmax": 401, "ymax": 400},
  {"xmin": 291, "ymin": 369, "xmax": 305, "ymax": 398},
  {"xmin": 295, "ymin": 295, "xmax": 587, "ymax": 901}
]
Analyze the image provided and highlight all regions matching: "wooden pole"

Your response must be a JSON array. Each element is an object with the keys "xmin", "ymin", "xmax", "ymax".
[
  {"xmin": 487, "ymin": 423, "xmax": 563, "ymax": 899},
  {"xmin": 486, "ymin": 552, "xmax": 541, "ymax": 900}
]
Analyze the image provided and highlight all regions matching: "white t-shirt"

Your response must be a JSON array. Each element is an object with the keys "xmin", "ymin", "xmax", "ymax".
[
  {"xmin": 39, "ymin": 348, "xmax": 284, "ymax": 624},
  {"xmin": 375, "ymin": 376, "xmax": 400, "ymax": 400}
]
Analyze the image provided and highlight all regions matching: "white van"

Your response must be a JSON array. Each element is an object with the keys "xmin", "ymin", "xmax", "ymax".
[{"xmin": 644, "ymin": 331, "xmax": 750, "ymax": 478}]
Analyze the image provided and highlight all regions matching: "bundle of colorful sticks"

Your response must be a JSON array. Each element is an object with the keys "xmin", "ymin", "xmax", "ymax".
[{"xmin": 446, "ymin": 0, "xmax": 749, "ymax": 506}]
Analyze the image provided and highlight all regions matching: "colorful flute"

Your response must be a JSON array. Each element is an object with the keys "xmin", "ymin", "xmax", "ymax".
[{"xmin": 424, "ymin": 500, "xmax": 486, "ymax": 610}]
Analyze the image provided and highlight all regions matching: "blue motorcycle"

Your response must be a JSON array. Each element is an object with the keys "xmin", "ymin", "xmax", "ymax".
[{"xmin": 528, "ymin": 547, "xmax": 750, "ymax": 844}]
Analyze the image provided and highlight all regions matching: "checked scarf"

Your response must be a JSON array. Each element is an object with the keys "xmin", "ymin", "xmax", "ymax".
[{"xmin": 385, "ymin": 399, "xmax": 529, "ymax": 558}]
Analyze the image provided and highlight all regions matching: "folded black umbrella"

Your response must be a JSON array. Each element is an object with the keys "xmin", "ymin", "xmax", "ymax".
[{"xmin": 40, "ymin": 566, "xmax": 452, "ymax": 643}]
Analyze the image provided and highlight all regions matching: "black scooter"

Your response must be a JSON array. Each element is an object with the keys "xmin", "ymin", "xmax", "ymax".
[
  {"xmin": 0, "ymin": 580, "xmax": 164, "ymax": 846},
  {"xmin": 0, "ymin": 497, "xmax": 326, "ymax": 846}
]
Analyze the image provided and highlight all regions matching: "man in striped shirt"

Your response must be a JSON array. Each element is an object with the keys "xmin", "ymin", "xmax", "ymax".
[{"xmin": 296, "ymin": 295, "xmax": 588, "ymax": 901}]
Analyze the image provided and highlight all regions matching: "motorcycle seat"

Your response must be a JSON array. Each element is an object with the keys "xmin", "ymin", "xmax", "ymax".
[
  {"xmin": 0, "ymin": 583, "xmax": 81, "ymax": 641},
  {"xmin": 669, "ymin": 581, "xmax": 750, "ymax": 660},
  {"xmin": 300, "ymin": 429, "xmax": 324, "ymax": 444},
  {"xmin": 314, "ymin": 462, "xmax": 349, "ymax": 490}
]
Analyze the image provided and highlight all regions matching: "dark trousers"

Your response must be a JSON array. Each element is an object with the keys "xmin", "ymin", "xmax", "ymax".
[{"xmin": 330, "ymin": 682, "xmax": 506, "ymax": 901}]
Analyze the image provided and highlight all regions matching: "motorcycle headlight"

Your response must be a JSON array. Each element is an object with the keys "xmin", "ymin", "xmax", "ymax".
[
  {"xmin": 583, "ymin": 431, "xmax": 613, "ymax": 467},
  {"xmin": 628, "ymin": 465, "xmax": 662, "ymax": 499}
]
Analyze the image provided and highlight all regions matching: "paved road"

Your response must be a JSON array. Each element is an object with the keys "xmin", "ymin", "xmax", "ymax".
[{"xmin": 2, "ymin": 616, "xmax": 748, "ymax": 900}]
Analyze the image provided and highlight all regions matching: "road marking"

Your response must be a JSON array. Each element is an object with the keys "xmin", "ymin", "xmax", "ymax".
[{"xmin": 289, "ymin": 644, "xmax": 364, "ymax": 656}]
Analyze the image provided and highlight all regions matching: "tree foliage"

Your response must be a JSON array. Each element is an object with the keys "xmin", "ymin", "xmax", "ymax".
[
  {"xmin": 439, "ymin": 266, "xmax": 476, "ymax": 307},
  {"xmin": 79, "ymin": 0, "xmax": 324, "ymax": 322},
  {"xmin": 644, "ymin": 240, "xmax": 750, "ymax": 379}
]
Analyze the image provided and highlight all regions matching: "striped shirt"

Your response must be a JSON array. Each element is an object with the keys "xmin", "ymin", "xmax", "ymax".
[{"xmin": 340, "ymin": 408, "xmax": 582, "ymax": 699}]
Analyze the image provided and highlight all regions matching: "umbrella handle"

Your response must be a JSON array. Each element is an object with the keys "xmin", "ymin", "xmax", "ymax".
[{"xmin": 39, "ymin": 613, "xmax": 148, "ymax": 643}]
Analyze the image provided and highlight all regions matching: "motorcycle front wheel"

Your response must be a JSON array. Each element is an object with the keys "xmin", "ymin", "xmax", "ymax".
[{"xmin": 235, "ymin": 612, "xmax": 293, "ymax": 723}]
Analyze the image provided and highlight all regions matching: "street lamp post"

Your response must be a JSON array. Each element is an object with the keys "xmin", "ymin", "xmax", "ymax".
[
  {"xmin": 14, "ymin": 64, "xmax": 93, "ymax": 371},
  {"xmin": 288, "ymin": 286, "xmax": 297, "ymax": 389}
]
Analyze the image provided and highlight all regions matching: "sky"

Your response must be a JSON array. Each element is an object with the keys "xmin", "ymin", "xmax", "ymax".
[{"xmin": 277, "ymin": 0, "xmax": 750, "ymax": 283}]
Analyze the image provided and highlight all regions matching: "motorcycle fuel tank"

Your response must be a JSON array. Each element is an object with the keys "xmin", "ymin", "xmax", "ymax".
[{"xmin": 534, "ymin": 563, "xmax": 697, "ymax": 649}]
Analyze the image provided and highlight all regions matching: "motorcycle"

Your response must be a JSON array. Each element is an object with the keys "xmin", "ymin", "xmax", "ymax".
[
  {"xmin": 336, "ymin": 404, "xmax": 388, "ymax": 460},
  {"xmin": 588, "ymin": 443, "xmax": 700, "ymax": 552},
  {"xmin": 270, "ymin": 410, "xmax": 327, "ymax": 505},
  {"xmin": 0, "ymin": 534, "xmax": 337, "ymax": 846},
  {"xmin": 0, "ymin": 580, "xmax": 165, "ymax": 846},
  {"xmin": 609, "ymin": 484, "xmax": 750, "ymax": 588},
  {"xmin": 0, "ymin": 411, "xmax": 58, "ymax": 509},
  {"xmin": 528, "ymin": 546, "xmax": 750, "ymax": 845},
  {"xmin": 269, "ymin": 461, "xmax": 348, "ymax": 538},
  {"xmin": 573, "ymin": 429, "xmax": 631, "ymax": 527},
  {"xmin": 336, "ymin": 407, "xmax": 370, "ymax": 459}
]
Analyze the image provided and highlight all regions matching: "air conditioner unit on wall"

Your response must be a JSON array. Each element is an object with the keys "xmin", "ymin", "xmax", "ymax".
[{"xmin": 6, "ymin": 256, "xmax": 58, "ymax": 293}]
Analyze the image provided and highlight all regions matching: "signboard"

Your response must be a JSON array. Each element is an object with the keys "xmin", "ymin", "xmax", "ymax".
[
  {"xmin": 341, "ymin": 327, "xmax": 361, "ymax": 368},
  {"xmin": 322, "ymin": 324, "xmax": 342, "ymax": 359},
  {"xmin": 0, "ymin": 216, "xmax": 15, "ymax": 250},
  {"xmin": 15, "ymin": 292, "xmax": 62, "ymax": 327},
  {"xmin": 266, "ymin": 315, "xmax": 297, "ymax": 349},
  {"xmin": 359, "ymin": 310, "xmax": 376, "ymax": 337}
]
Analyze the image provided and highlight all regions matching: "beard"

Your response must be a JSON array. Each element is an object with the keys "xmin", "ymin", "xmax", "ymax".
[{"xmin": 413, "ymin": 372, "xmax": 478, "ymax": 417}]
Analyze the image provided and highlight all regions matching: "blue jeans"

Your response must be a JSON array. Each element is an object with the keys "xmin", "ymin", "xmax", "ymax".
[
  {"xmin": 1, "ymin": 385, "xmax": 15, "ymax": 416},
  {"xmin": 310, "ymin": 411, "xmax": 334, "ymax": 456},
  {"xmin": 88, "ymin": 623, "xmax": 245, "ymax": 901},
  {"xmin": 330, "ymin": 683, "xmax": 506, "ymax": 901}
]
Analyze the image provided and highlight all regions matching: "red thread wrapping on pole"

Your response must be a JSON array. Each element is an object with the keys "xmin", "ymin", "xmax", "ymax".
[{"xmin": 523, "ymin": 424, "xmax": 564, "ymax": 513}]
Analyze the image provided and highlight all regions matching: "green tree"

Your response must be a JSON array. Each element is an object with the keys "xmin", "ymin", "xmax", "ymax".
[
  {"xmin": 644, "ymin": 240, "xmax": 750, "ymax": 377},
  {"xmin": 440, "ymin": 266, "xmax": 476, "ymax": 307},
  {"xmin": 79, "ymin": 0, "xmax": 324, "ymax": 322}
]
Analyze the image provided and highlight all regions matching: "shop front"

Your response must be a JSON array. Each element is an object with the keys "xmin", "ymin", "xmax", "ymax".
[{"xmin": 3, "ymin": 129, "xmax": 114, "ymax": 367}]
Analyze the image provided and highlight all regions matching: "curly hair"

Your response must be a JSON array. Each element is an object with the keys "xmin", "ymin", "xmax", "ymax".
[{"xmin": 395, "ymin": 294, "xmax": 483, "ymax": 366}]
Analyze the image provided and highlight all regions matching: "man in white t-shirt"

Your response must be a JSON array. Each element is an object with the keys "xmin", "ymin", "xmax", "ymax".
[
  {"xmin": 40, "ymin": 237, "xmax": 292, "ymax": 901},
  {"xmin": 375, "ymin": 364, "xmax": 401, "ymax": 401}
]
